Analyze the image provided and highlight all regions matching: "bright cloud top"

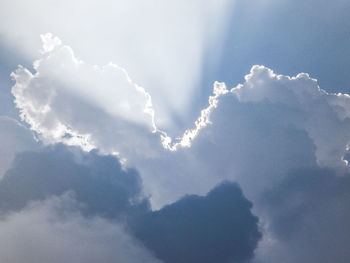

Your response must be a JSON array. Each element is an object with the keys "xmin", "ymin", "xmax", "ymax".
[
  {"xmin": 232, "ymin": 65, "xmax": 350, "ymax": 169},
  {"xmin": 12, "ymin": 34, "xmax": 156, "ymax": 151},
  {"xmin": 12, "ymin": 35, "xmax": 350, "ymax": 172},
  {"xmin": 0, "ymin": 0, "xmax": 233, "ymax": 130},
  {"xmin": 2, "ymin": 1, "xmax": 350, "ymax": 263},
  {"xmin": 7, "ymin": 30, "xmax": 350, "ymax": 263}
]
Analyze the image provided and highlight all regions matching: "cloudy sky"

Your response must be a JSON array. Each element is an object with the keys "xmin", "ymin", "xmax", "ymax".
[{"xmin": 0, "ymin": 1, "xmax": 350, "ymax": 262}]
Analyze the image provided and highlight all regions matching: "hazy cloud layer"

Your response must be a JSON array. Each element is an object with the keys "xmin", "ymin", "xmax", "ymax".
[{"xmin": 0, "ymin": 194, "xmax": 161, "ymax": 263}]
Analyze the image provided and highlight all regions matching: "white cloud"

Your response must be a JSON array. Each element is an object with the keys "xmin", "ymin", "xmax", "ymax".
[
  {"xmin": 232, "ymin": 65, "xmax": 350, "ymax": 169},
  {"xmin": 11, "ymin": 34, "xmax": 156, "ymax": 152},
  {"xmin": 9, "ymin": 32, "xmax": 350, "ymax": 263},
  {"xmin": 127, "ymin": 65, "xmax": 350, "ymax": 207},
  {"xmin": 3, "ymin": 2, "xmax": 350, "ymax": 262},
  {"xmin": 12, "ymin": 38, "xmax": 350, "ymax": 209},
  {"xmin": 0, "ymin": 193, "xmax": 161, "ymax": 263},
  {"xmin": 0, "ymin": 0, "xmax": 233, "ymax": 130}
]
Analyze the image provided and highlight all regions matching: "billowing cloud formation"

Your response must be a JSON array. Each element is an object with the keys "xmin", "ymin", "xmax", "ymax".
[
  {"xmin": 12, "ymin": 35, "xmax": 156, "ymax": 152},
  {"xmin": 231, "ymin": 65, "xmax": 350, "ymax": 169},
  {"xmin": 12, "ymin": 37, "xmax": 350, "ymax": 206},
  {"xmin": 0, "ymin": 194, "xmax": 160, "ymax": 263},
  {"xmin": 0, "ymin": 144, "xmax": 261, "ymax": 263},
  {"xmin": 0, "ymin": 0, "xmax": 232, "ymax": 130},
  {"xmin": 131, "ymin": 182, "xmax": 261, "ymax": 263},
  {"xmin": 121, "ymin": 66, "xmax": 350, "ymax": 207},
  {"xmin": 10, "ymin": 35, "xmax": 350, "ymax": 263}
]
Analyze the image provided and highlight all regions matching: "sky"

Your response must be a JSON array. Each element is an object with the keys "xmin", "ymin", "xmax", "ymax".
[{"xmin": 0, "ymin": 1, "xmax": 350, "ymax": 262}]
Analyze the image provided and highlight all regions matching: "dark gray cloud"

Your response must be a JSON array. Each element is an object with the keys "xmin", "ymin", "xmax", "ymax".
[
  {"xmin": 131, "ymin": 181, "xmax": 262, "ymax": 263},
  {"xmin": 0, "ymin": 144, "xmax": 261, "ymax": 263},
  {"xmin": 0, "ymin": 144, "xmax": 149, "ymax": 218}
]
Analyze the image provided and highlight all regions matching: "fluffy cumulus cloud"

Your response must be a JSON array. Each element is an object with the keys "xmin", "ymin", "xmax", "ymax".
[
  {"xmin": 116, "ymin": 65, "xmax": 350, "ymax": 208},
  {"xmin": 187, "ymin": 68, "xmax": 350, "ymax": 262},
  {"xmin": 12, "ymin": 36, "xmax": 350, "ymax": 203},
  {"xmin": 11, "ymin": 34, "xmax": 156, "ymax": 152},
  {"xmin": 9, "ymin": 34, "xmax": 350, "ymax": 263},
  {"xmin": 0, "ymin": 0, "xmax": 233, "ymax": 131},
  {"xmin": 232, "ymin": 65, "xmax": 350, "ymax": 169},
  {"xmin": 0, "ymin": 0, "xmax": 349, "ymax": 262}
]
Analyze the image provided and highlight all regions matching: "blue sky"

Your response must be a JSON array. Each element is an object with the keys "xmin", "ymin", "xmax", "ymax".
[{"xmin": 0, "ymin": 1, "xmax": 350, "ymax": 262}]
